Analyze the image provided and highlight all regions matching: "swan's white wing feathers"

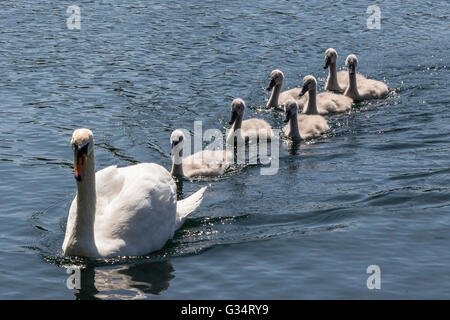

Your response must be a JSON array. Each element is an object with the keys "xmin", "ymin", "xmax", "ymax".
[
  {"xmin": 176, "ymin": 186, "xmax": 207, "ymax": 229},
  {"xmin": 94, "ymin": 163, "xmax": 177, "ymax": 256}
]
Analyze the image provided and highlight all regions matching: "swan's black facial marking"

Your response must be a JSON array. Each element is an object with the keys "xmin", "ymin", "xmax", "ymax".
[
  {"xmin": 73, "ymin": 143, "xmax": 89, "ymax": 157},
  {"xmin": 73, "ymin": 142, "xmax": 89, "ymax": 182}
]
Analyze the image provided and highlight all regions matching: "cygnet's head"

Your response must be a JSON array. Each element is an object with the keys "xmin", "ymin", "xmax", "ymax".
[
  {"xmin": 283, "ymin": 99, "xmax": 299, "ymax": 123},
  {"xmin": 345, "ymin": 54, "xmax": 358, "ymax": 74},
  {"xmin": 229, "ymin": 98, "xmax": 246, "ymax": 125},
  {"xmin": 324, "ymin": 48, "xmax": 338, "ymax": 69},
  {"xmin": 299, "ymin": 75, "xmax": 317, "ymax": 97},
  {"xmin": 71, "ymin": 128, "xmax": 94, "ymax": 182},
  {"xmin": 266, "ymin": 69, "xmax": 285, "ymax": 91},
  {"xmin": 170, "ymin": 129, "xmax": 185, "ymax": 157}
]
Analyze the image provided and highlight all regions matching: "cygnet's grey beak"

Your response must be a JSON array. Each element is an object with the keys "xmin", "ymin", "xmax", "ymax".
[
  {"xmin": 266, "ymin": 78, "xmax": 275, "ymax": 91},
  {"xmin": 283, "ymin": 110, "xmax": 291, "ymax": 123},
  {"xmin": 229, "ymin": 110, "xmax": 237, "ymax": 125},
  {"xmin": 171, "ymin": 140, "xmax": 181, "ymax": 156},
  {"xmin": 324, "ymin": 57, "xmax": 330, "ymax": 69},
  {"xmin": 348, "ymin": 63, "xmax": 356, "ymax": 75},
  {"xmin": 299, "ymin": 84, "xmax": 308, "ymax": 97}
]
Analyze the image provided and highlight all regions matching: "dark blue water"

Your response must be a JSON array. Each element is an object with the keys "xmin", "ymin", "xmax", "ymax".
[{"xmin": 0, "ymin": 0, "xmax": 449, "ymax": 299}]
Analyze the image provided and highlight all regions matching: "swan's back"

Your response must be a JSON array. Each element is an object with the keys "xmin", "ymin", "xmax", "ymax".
[
  {"xmin": 282, "ymin": 115, "xmax": 329, "ymax": 140},
  {"xmin": 316, "ymin": 92, "xmax": 353, "ymax": 114},
  {"xmin": 357, "ymin": 78, "xmax": 389, "ymax": 99},
  {"xmin": 241, "ymin": 118, "xmax": 274, "ymax": 139},
  {"xmin": 94, "ymin": 163, "xmax": 178, "ymax": 256},
  {"xmin": 279, "ymin": 88, "xmax": 307, "ymax": 108},
  {"xmin": 297, "ymin": 115, "xmax": 329, "ymax": 140},
  {"xmin": 182, "ymin": 150, "xmax": 232, "ymax": 177}
]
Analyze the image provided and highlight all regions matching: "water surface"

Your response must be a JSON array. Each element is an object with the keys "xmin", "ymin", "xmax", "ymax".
[{"xmin": 0, "ymin": 0, "xmax": 449, "ymax": 299}]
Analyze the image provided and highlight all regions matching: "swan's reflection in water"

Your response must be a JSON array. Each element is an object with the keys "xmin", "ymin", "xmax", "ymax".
[{"xmin": 74, "ymin": 260, "xmax": 175, "ymax": 300}]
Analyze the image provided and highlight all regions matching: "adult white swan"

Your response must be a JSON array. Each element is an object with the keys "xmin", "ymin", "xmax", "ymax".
[
  {"xmin": 344, "ymin": 54, "xmax": 389, "ymax": 101},
  {"xmin": 299, "ymin": 75, "xmax": 353, "ymax": 114},
  {"xmin": 324, "ymin": 48, "xmax": 366, "ymax": 92},
  {"xmin": 62, "ymin": 128, "xmax": 207, "ymax": 258},
  {"xmin": 266, "ymin": 69, "xmax": 307, "ymax": 109},
  {"xmin": 170, "ymin": 130, "xmax": 232, "ymax": 178}
]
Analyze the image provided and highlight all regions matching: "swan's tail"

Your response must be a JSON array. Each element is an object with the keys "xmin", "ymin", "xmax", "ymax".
[{"xmin": 175, "ymin": 186, "xmax": 207, "ymax": 230}]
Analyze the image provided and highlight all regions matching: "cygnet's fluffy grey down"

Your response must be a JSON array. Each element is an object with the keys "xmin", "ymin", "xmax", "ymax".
[
  {"xmin": 171, "ymin": 130, "xmax": 232, "ymax": 178},
  {"xmin": 266, "ymin": 69, "xmax": 307, "ymax": 109},
  {"xmin": 324, "ymin": 48, "xmax": 366, "ymax": 92},
  {"xmin": 227, "ymin": 98, "xmax": 274, "ymax": 143},
  {"xmin": 299, "ymin": 75, "xmax": 353, "ymax": 114},
  {"xmin": 283, "ymin": 99, "xmax": 329, "ymax": 140},
  {"xmin": 344, "ymin": 54, "xmax": 389, "ymax": 102}
]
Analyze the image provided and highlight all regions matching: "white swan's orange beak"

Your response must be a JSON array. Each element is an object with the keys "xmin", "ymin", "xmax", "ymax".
[{"xmin": 74, "ymin": 153, "xmax": 87, "ymax": 182}]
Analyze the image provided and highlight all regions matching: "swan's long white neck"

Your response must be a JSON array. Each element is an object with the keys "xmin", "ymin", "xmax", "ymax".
[
  {"xmin": 345, "ymin": 71, "xmax": 361, "ymax": 101},
  {"xmin": 267, "ymin": 81, "xmax": 282, "ymax": 108},
  {"xmin": 171, "ymin": 147, "xmax": 184, "ymax": 177},
  {"xmin": 326, "ymin": 62, "xmax": 343, "ymax": 92},
  {"xmin": 65, "ymin": 150, "xmax": 98, "ymax": 256},
  {"xmin": 288, "ymin": 110, "xmax": 301, "ymax": 140},
  {"xmin": 304, "ymin": 88, "xmax": 319, "ymax": 115}
]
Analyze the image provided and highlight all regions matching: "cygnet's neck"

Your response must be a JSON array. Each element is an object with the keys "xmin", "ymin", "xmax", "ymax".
[
  {"xmin": 267, "ymin": 81, "xmax": 282, "ymax": 108},
  {"xmin": 227, "ymin": 113, "xmax": 244, "ymax": 145},
  {"xmin": 171, "ymin": 147, "xmax": 184, "ymax": 177},
  {"xmin": 231, "ymin": 113, "xmax": 243, "ymax": 131},
  {"xmin": 304, "ymin": 88, "xmax": 319, "ymax": 115},
  {"xmin": 345, "ymin": 71, "xmax": 361, "ymax": 101},
  {"xmin": 288, "ymin": 111, "xmax": 301, "ymax": 140},
  {"xmin": 326, "ymin": 62, "xmax": 343, "ymax": 92}
]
